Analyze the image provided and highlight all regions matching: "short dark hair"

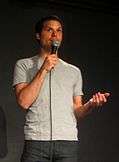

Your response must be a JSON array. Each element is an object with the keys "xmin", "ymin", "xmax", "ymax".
[{"xmin": 35, "ymin": 15, "xmax": 63, "ymax": 34}]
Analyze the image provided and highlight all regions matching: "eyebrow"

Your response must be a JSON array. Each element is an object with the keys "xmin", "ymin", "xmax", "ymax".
[
  {"xmin": 44, "ymin": 23, "xmax": 62, "ymax": 28},
  {"xmin": 45, "ymin": 26, "xmax": 62, "ymax": 29}
]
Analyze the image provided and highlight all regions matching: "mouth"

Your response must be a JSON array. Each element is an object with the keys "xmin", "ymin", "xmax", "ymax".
[
  {"xmin": 48, "ymin": 40, "xmax": 61, "ymax": 49},
  {"xmin": 50, "ymin": 39, "xmax": 61, "ymax": 44},
  {"xmin": 50, "ymin": 38, "xmax": 60, "ymax": 42}
]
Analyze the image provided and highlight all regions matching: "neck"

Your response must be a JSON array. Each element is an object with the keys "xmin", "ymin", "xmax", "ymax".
[
  {"xmin": 38, "ymin": 47, "xmax": 58, "ymax": 59},
  {"xmin": 38, "ymin": 47, "xmax": 50, "ymax": 59}
]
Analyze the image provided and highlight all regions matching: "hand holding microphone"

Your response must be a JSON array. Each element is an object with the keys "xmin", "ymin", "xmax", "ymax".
[{"xmin": 42, "ymin": 40, "xmax": 60, "ymax": 72}]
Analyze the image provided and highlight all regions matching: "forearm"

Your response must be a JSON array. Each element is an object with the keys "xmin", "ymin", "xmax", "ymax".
[
  {"xmin": 74, "ymin": 100, "xmax": 93, "ymax": 119},
  {"xmin": 17, "ymin": 67, "xmax": 48, "ymax": 109}
]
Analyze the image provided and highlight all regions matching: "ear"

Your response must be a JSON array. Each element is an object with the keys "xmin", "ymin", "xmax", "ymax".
[{"xmin": 36, "ymin": 33, "xmax": 40, "ymax": 40}]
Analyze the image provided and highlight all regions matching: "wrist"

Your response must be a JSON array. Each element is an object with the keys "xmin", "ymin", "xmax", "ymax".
[
  {"xmin": 40, "ymin": 66, "xmax": 49, "ymax": 73},
  {"xmin": 83, "ymin": 100, "xmax": 93, "ymax": 111}
]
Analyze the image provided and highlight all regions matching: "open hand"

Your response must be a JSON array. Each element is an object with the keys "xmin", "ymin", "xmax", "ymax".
[{"xmin": 89, "ymin": 92, "xmax": 110, "ymax": 107}]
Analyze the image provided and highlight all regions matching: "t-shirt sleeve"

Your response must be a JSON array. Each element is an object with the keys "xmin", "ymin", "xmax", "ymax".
[
  {"xmin": 73, "ymin": 68, "xmax": 84, "ymax": 96},
  {"xmin": 13, "ymin": 60, "xmax": 30, "ymax": 87}
]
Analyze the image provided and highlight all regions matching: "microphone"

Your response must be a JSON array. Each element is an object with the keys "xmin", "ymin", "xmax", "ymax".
[{"xmin": 51, "ymin": 40, "xmax": 60, "ymax": 54}]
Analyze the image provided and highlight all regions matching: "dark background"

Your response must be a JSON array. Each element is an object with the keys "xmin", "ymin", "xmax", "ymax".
[{"xmin": 0, "ymin": 0, "xmax": 118, "ymax": 162}]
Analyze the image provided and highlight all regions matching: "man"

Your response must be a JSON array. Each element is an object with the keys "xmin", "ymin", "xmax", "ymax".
[{"xmin": 13, "ymin": 15, "xmax": 110, "ymax": 162}]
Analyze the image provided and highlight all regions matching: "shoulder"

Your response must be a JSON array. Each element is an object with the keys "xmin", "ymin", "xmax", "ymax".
[
  {"xmin": 59, "ymin": 59, "xmax": 81, "ymax": 74},
  {"xmin": 15, "ymin": 55, "xmax": 38, "ymax": 68}
]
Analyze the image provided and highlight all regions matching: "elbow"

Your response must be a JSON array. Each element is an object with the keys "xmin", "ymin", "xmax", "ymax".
[
  {"xmin": 74, "ymin": 106, "xmax": 85, "ymax": 120},
  {"xmin": 17, "ymin": 98, "xmax": 30, "ymax": 110},
  {"xmin": 18, "ymin": 100, "xmax": 30, "ymax": 110}
]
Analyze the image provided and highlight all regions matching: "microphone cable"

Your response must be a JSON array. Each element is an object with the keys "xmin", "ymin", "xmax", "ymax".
[
  {"xmin": 49, "ymin": 70, "xmax": 53, "ymax": 162},
  {"xmin": 49, "ymin": 40, "xmax": 60, "ymax": 162}
]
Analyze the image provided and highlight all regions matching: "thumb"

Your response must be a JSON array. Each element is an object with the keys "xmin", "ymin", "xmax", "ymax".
[{"xmin": 104, "ymin": 93, "xmax": 110, "ymax": 97}]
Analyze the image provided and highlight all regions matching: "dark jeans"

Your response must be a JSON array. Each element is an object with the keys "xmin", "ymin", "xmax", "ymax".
[{"xmin": 21, "ymin": 140, "xmax": 80, "ymax": 162}]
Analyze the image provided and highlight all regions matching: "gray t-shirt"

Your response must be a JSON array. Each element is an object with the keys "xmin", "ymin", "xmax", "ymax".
[{"xmin": 13, "ymin": 55, "xmax": 83, "ymax": 141}]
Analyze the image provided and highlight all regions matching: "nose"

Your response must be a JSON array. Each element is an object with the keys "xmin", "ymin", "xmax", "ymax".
[{"xmin": 52, "ymin": 31, "xmax": 57, "ymax": 37}]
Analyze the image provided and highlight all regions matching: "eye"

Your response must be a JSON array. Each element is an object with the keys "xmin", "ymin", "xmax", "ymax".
[
  {"xmin": 57, "ymin": 28, "xmax": 62, "ymax": 32},
  {"xmin": 47, "ymin": 28, "xmax": 53, "ymax": 33}
]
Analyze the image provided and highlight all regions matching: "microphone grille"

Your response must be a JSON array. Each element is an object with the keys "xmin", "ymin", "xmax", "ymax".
[{"xmin": 52, "ymin": 40, "xmax": 60, "ymax": 47}]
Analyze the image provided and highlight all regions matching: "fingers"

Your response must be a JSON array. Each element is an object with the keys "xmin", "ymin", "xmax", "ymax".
[
  {"xmin": 42, "ymin": 54, "xmax": 58, "ymax": 72},
  {"xmin": 90, "ymin": 92, "xmax": 110, "ymax": 107}
]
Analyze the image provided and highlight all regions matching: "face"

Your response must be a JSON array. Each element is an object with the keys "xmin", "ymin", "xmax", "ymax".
[{"xmin": 36, "ymin": 20, "xmax": 63, "ymax": 52}]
